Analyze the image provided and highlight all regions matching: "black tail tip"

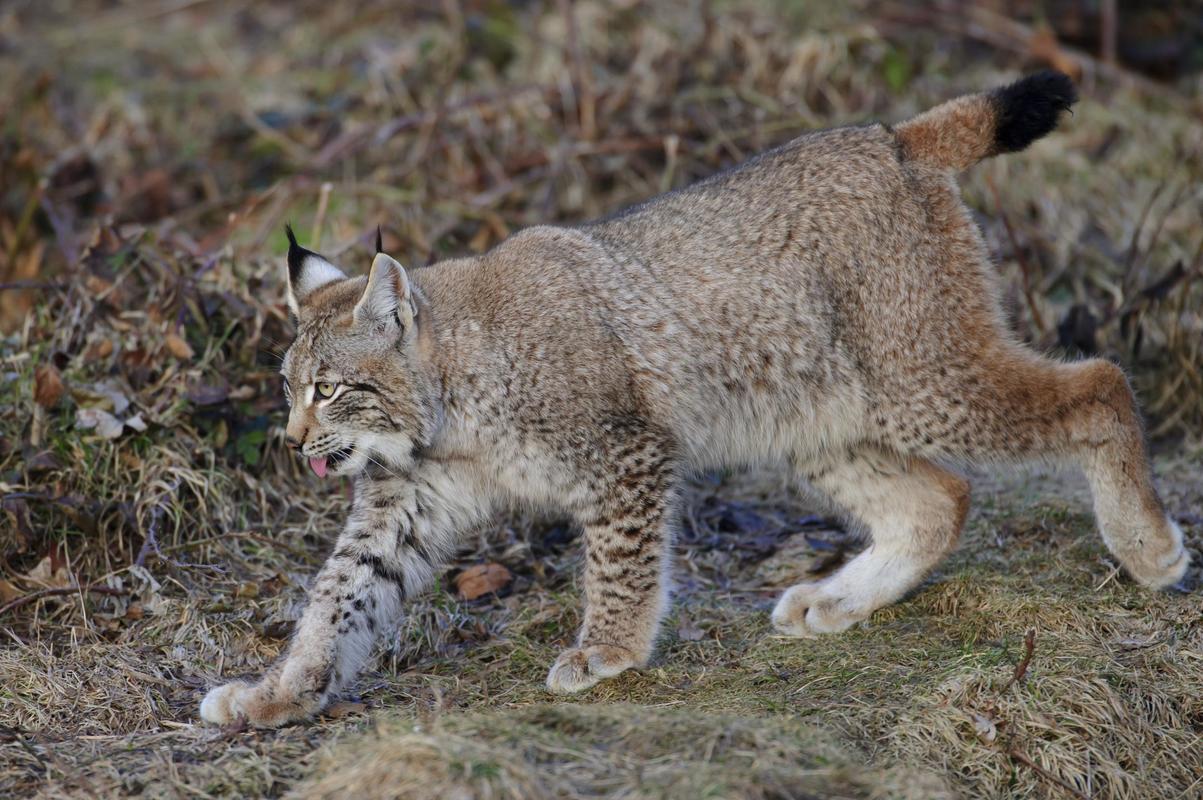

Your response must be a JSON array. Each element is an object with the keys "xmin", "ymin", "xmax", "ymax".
[{"xmin": 992, "ymin": 70, "xmax": 1078, "ymax": 153}]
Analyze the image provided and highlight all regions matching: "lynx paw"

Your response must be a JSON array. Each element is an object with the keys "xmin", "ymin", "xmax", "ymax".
[
  {"xmin": 199, "ymin": 681, "xmax": 252, "ymax": 725},
  {"xmin": 1120, "ymin": 520, "xmax": 1190, "ymax": 589},
  {"xmin": 546, "ymin": 644, "xmax": 639, "ymax": 694},
  {"xmin": 771, "ymin": 582, "xmax": 861, "ymax": 637},
  {"xmin": 199, "ymin": 680, "xmax": 313, "ymax": 728}
]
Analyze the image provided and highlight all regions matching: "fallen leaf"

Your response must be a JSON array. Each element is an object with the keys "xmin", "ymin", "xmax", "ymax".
[
  {"xmin": 76, "ymin": 407, "xmax": 126, "ymax": 439},
  {"xmin": 164, "ymin": 333, "xmax": 194, "ymax": 360},
  {"xmin": 0, "ymin": 240, "xmax": 42, "ymax": 333},
  {"xmin": 0, "ymin": 578, "xmax": 22, "ymax": 603},
  {"xmin": 455, "ymin": 563, "xmax": 512, "ymax": 600},
  {"xmin": 228, "ymin": 384, "xmax": 256, "ymax": 401},
  {"xmin": 34, "ymin": 364, "xmax": 65, "ymax": 408},
  {"xmin": 23, "ymin": 449, "xmax": 62, "ymax": 472},
  {"xmin": 2, "ymin": 497, "xmax": 34, "ymax": 550},
  {"xmin": 85, "ymin": 337, "xmax": 114, "ymax": 360},
  {"xmin": 323, "ymin": 701, "xmax": 366, "ymax": 719},
  {"xmin": 95, "ymin": 380, "xmax": 131, "ymax": 414},
  {"xmin": 58, "ymin": 494, "xmax": 100, "ymax": 536},
  {"xmin": 74, "ymin": 380, "xmax": 131, "ymax": 414},
  {"xmin": 120, "ymin": 346, "xmax": 150, "ymax": 370},
  {"xmin": 970, "ymin": 712, "xmax": 997, "ymax": 744},
  {"xmin": 234, "ymin": 581, "xmax": 260, "ymax": 599},
  {"xmin": 24, "ymin": 552, "xmax": 73, "ymax": 589},
  {"xmin": 85, "ymin": 274, "xmax": 113, "ymax": 301}
]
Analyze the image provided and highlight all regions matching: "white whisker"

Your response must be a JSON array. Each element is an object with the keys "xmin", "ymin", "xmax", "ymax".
[{"xmin": 355, "ymin": 445, "xmax": 400, "ymax": 479}]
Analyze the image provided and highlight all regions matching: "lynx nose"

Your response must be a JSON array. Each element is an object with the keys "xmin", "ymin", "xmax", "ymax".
[{"xmin": 285, "ymin": 417, "xmax": 309, "ymax": 450}]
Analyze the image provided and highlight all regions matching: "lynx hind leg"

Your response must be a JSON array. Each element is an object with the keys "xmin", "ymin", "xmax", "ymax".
[
  {"xmin": 773, "ymin": 452, "xmax": 969, "ymax": 637},
  {"xmin": 902, "ymin": 354, "xmax": 1188, "ymax": 589},
  {"xmin": 1053, "ymin": 360, "xmax": 1187, "ymax": 587}
]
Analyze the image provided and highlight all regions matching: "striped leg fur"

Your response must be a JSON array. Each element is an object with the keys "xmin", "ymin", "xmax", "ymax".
[{"xmin": 200, "ymin": 468, "xmax": 483, "ymax": 727}]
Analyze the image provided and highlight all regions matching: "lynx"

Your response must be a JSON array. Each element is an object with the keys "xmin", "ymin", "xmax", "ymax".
[{"xmin": 201, "ymin": 72, "xmax": 1187, "ymax": 727}]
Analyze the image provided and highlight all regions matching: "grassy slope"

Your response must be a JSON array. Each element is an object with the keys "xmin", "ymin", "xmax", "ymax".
[
  {"xmin": 1, "ymin": 2, "xmax": 1201, "ymax": 798},
  {"xmin": 4, "ymin": 460, "xmax": 1201, "ymax": 798}
]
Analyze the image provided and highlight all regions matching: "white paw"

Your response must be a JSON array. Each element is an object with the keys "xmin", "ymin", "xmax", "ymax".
[
  {"xmin": 199, "ymin": 681, "xmax": 251, "ymax": 725},
  {"xmin": 1122, "ymin": 520, "xmax": 1190, "ymax": 589},
  {"xmin": 545, "ymin": 644, "xmax": 638, "ymax": 694},
  {"xmin": 199, "ymin": 679, "xmax": 312, "ymax": 727},
  {"xmin": 771, "ymin": 582, "xmax": 860, "ymax": 637}
]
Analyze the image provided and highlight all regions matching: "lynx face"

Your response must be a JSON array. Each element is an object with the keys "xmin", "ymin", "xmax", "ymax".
[{"xmin": 280, "ymin": 229, "xmax": 434, "ymax": 479}]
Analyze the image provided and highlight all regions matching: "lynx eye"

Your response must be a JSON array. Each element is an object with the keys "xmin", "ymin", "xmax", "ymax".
[{"xmin": 316, "ymin": 382, "xmax": 337, "ymax": 398}]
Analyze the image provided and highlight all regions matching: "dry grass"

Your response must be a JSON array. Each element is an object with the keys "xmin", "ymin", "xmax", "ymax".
[
  {"xmin": 1, "ymin": 1, "xmax": 1201, "ymax": 798},
  {"xmin": 297, "ymin": 704, "xmax": 954, "ymax": 800}
]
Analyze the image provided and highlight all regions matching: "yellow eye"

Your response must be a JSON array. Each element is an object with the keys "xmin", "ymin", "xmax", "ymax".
[{"xmin": 316, "ymin": 382, "xmax": 337, "ymax": 398}]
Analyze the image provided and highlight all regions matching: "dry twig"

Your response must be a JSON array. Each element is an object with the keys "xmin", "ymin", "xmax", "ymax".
[
  {"xmin": 0, "ymin": 585, "xmax": 128, "ymax": 617},
  {"xmin": 1000, "ymin": 628, "xmax": 1037, "ymax": 694}
]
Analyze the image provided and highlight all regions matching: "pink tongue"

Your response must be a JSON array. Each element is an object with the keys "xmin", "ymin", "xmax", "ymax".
[{"xmin": 309, "ymin": 456, "xmax": 328, "ymax": 478}]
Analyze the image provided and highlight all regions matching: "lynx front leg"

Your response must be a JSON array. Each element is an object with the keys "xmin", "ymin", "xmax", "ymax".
[
  {"xmin": 547, "ymin": 434, "xmax": 678, "ymax": 694},
  {"xmin": 200, "ymin": 474, "xmax": 469, "ymax": 727}
]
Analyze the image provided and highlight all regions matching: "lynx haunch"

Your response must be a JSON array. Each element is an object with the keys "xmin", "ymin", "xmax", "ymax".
[{"xmin": 200, "ymin": 71, "xmax": 1188, "ymax": 727}]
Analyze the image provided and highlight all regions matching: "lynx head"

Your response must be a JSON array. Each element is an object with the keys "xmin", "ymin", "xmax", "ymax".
[{"xmin": 279, "ymin": 226, "xmax": 437, "ymax": 478}]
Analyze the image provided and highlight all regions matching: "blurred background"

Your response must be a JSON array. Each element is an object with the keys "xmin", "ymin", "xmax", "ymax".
[
  {"xmin": 2, "ymin": 0, "xmax": 1201, "ymax": 548},
  {"xmin": 1, "ymin": 2, "xmax": 1201, "ymax": 798}
]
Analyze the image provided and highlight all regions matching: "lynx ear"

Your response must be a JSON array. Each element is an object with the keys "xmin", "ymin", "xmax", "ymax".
[
  {"xmin": 285, "ymin": 224, "xmax": 346, "ymax": 315},
  {"xmin": 354, "ymin": 251, "xmax": 414, "ymax": 332}
]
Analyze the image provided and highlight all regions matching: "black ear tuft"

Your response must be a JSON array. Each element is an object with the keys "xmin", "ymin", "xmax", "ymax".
[
  {"xmin": 285, "ymin": 223, "xmax": 318, "ymax": 284},
  {"xmin": 375, "ymin": 226, "xmax": 384, "ymax": 255},
  {"xmin": 991, "ymin": 70, "xmax": 1078, "ymax": 154}
]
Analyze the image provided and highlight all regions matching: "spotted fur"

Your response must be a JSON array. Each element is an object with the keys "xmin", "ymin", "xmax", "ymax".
[{"xmin": 200, "ymin": 72, "xmax": 1187, "ymax": 727}]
